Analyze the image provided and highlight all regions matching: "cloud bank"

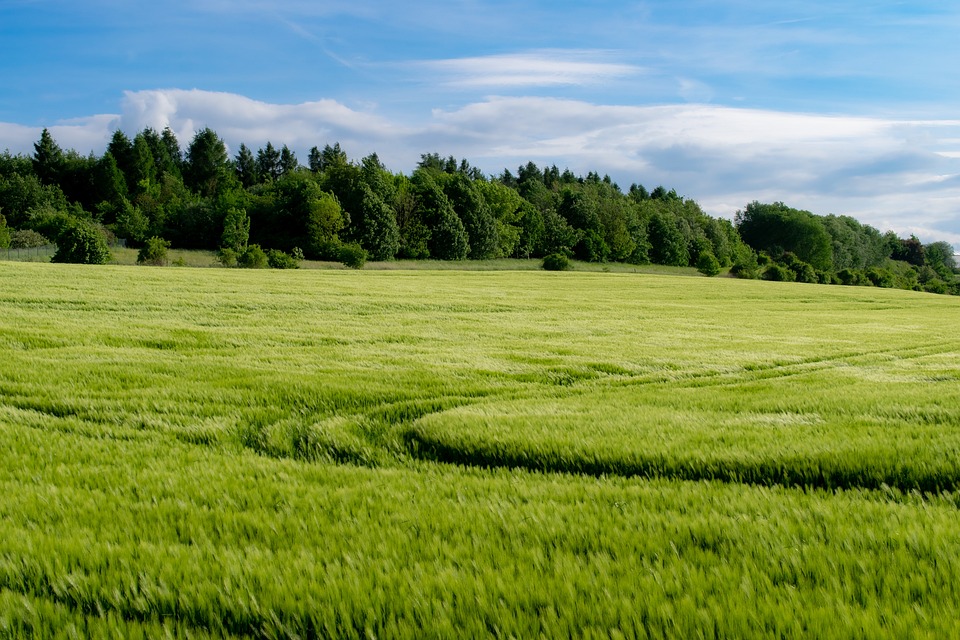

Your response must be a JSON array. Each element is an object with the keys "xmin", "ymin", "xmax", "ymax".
[{"xmin": 2, "ymin": 88, "xmax": 958, "ymax": 248}]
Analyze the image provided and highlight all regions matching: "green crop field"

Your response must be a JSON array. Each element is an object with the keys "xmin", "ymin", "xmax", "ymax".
[{"xmin": 1, "ymin": 262, "xmax": 959, "ymax": 638}]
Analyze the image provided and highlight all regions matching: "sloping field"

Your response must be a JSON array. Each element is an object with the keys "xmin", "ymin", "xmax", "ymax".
[{"xmin": 1, "ymin": 262, "xmax": 959, "ymax": 637}]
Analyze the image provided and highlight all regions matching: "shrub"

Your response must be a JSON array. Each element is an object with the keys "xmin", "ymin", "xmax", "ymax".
[
  {"xmin": 9, "ymin": 229, "xmax": 49, "ymax": 249},
  {"xmin": 137, "ymin": 236, "xmax": 171, "ymax": 266},
  {"xmin": 51, "ymin": 222, "xmax": 111, "ymax": 264},
  {"xmin": 267, "ymin": 249, "xmax": 300, "ymax": 269},
  {"xmin": 217, "ymin": 247, "xmax": 238, "ymax": 268},
  {"xmin": 0, "ymin": 214, "xmax": 9, "ymax": 248},
  {"xmin": 865, "ymin": 267, "xmax": 894, "ymax": 288},
  {"xmin": 238, "ymin": 244, "xmax": 268, "ymax": 269},
  {"xmin": 696, "ymin": 252, "xmax": 721, "ymax": 277},
  {"xmin": 339, "ymin": 243, "xmax": 367, "ymax": 269},
  {"xmin": 837, "ymin": 268, "xmax": 868, "ymax": 286},
  {"xmin": 542, "ymin": 253, "xmax": 571, "ymax": 271},
  {"xmin": 923, "ymin": 279, "xmax": 948, "ymax": 294},
  {"xmin": 762, "ymin": 264, "xmax": 794, "ymax": 282}
]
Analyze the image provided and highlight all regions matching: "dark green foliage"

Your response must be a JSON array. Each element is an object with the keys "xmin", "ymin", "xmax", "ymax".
[
  {"xmin": 778, "ymin": 253, "xmax": 817, "ymax": 283},
  {"xmin": 541, "ymin": 253, "xmax": 571, "ymax": 271},
  {"xmin": 32, "ymin": 128, "xmax": 65, "ymax": 186},
  {"xmin": 267, "ymin": 248, "xmax": 300, "ymax": 269},
  {"xmin": 51, "ymin": 221, "xmax": 111, "ymax": 264},
  {"xmin": 183, "ymin": 128, "xmax": 232, "ymax": 197},
  {"xmin": 696, "ymin": 252, "xmax": 721, "ymax": 277},
  {"xmin": 217, "ymin": 247, "xmax": 237, "ymax": 267},
  {"xmin": 837, "ymin": 268, "xmax": 868, "ymax": 286},
  {"xmin": 221, "ymin": 207, "xmax": 250, "ymax": 253},
  {"xmin": 865, "ymin": 267, "xmax": 894, "ymax": 288},
  {"xmin": 6, "ymin": 123, "xmax": 957, "ymax": 298},
  {"xmin": 925, "ymin": 241, "xmax": 957, "ymax": 278},
  {"xmin": 113, "ymin": 200, "xmax": 150, "ymax": 243},
  {"xmin": 822, "ymin": 215, "xmax": 887, "ymax": 270},
  {"xmin": 357, "ymin": 186, "xmax": 400, "ymax": 261},
  {"xmin": 647, "ymin": 210, "xmax": 688, "ymax": 266},
  {"xmin": 412, "ymin": 171, "xmax": 467, "ymax": 260},
  {"xmin": 107, "ymin": 130, "xmax": 136, "ymax": 194},
  {"xmin": 892, "ymin": 235, "xmax": 925, "ymax": 266},
  {"xmin": 0, "ymin": 213, "xmax": 9, "ymax": 248},
  {"xmin": 256, "ymin": 142, "xmax": 282, "ymax": 182},
  {"xmin": 237, "ymin": 244, "xmax": 268, "ymax": 268},
  {"xmin": 576, "ymin": 228, "xmax": 610, "ymax": 262},
  {"xmin": 234, "ymin": 144, "xmax": 257, "ymax": 188},
  {"xmin": 130, "ymin": 132, "xmax": 157, "ymax": 192},
  {"xmin": 137, "ymin": 236, "xmax": 171, "ymax": 266},
  {"xmin": 9, "ymin": 228, "xmax": 49, "ymax": 248},
  {"xmin": 0, "ymin": 172, "xmax": 68, "ymax": 228},
  {"xmin": 737, "ymin": 201, "xmax": 833, "ymax": 270},
  {"xmin": 730, "ymin": 245, "xmax": 760, "ymax": 279},
  {"xmin": 339, "ymin": 242, "xmax": 367, "ymax": 269},
  {"xmin": 444, "ymin": 173, "xmax": 497, "ymax": 259},
  {"xmin": 762, "ymin": 264, "xmax": 793, "ymax": 282},
  {"xmin": 540, "ymin": 208, "xmax": 577, "ymax": 257}
]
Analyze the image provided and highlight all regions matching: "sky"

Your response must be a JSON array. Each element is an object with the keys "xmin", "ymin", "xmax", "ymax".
[{"xmin": 1, "ymin": 0, "xmax": 959, "ymax": 248}]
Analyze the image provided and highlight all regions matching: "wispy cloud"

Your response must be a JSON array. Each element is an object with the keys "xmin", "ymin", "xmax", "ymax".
[{"xmin": 416, "ymin": 51, "xmax": 642, "ymax": 88}]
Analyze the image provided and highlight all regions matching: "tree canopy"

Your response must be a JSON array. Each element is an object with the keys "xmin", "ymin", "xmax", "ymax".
[{"xmin": 0, "ymin": 129, "xmax": 956, "ymax": 294}]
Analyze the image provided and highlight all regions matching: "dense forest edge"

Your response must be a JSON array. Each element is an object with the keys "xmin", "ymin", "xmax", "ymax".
[{"xmin": 0, "ymin": 126, "xmax": 957, "ymax": 294}]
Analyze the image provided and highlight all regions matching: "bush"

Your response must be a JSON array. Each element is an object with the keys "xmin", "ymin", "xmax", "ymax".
[
  {"xmin": 267, "ymin": 249, "xmax": 301, "ymax": 269},
  {"xmin": 339, "ymin": 243, "xmax": 367, "ymax": 269},
  {"xmin": 51, "ymin": 222, "xmax": 111, "ymax": 264},
  {"xmin": 0, "ymin": 214, "xmax": 9, "ymax": 248},
  {"xmin": 865, "ymin": 267, "xmax": 894, "ymax": 288},
  {"xmin": 238, "ymin": 244, "xmax": 268, "ymax": 269},
  {"xmin": 696, "ymin": 252, "xmax": 721, "ymax": 277},
  {"xmin": 137, "ymin": 236, "xmax": 171, "ymax": 266},
  {"xmin": 762, "ymin": 264, "xmax": 794, "ymax": 282},
  {"xmin": 9, "ymin": 229, "xmax": 49, "ymax": 249},
  {"xmin": 837, "ymin": 268, "xmax": 868, "ymax": 286},
  {"xmin": 542, "ymin": 253, "xmax": 571, "ymax": 271},
  {"xmin": 217, "ymin": 248, "xmax": 238, "ymax": 268}
]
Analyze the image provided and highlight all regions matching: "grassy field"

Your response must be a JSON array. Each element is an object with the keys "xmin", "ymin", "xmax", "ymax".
[{"xmin": 1, "ymin": 262, "xmax": 959, "ymax": 637}]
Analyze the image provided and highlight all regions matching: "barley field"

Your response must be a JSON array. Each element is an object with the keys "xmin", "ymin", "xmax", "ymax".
[{"xmin": 1, "ymin": 262, "xmax": 959, "ymax": 638}]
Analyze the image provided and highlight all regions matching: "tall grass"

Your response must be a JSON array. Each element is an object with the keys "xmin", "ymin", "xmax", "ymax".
[{"xmin": 1, "ymin": 262, "xmax": 960, "ymax": 636}]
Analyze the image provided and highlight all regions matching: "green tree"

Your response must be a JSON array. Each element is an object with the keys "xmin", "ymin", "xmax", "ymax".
[
  {"xmin": 0, "ymin": 212, "xmax": 10, "ymax": 248},
  {"xmin": 137, "ymin": 236, "xmax": 171, "ymax": 265},
  {"xmin": 235, "ymin": 144, "xmax": 257, "ymax": 188},
  {"xmin": 107, "ymin": 130, "xmax": 137, "ymax": 193},
  {"xmin": 647, "ymin": 210, "xmax": 688, "ymax": 266},
  {"xmin": 160, "ymin": 127, "xmax": 183, "ymax": 175},
  {"xmin": 476, "ymin": 180, "xmax": 525, "ymax": 258},
  {"xmin": 412, "ymin": 170, "xmax": 467, "ymax": 260},
  {"xmin": 697, "ymin": 251, "xmax": 721, "ymax": 276},
  {"xmin": 32, "ymin": 128, "xmax": 64, "ymax": 186},
  {"xmin": 270, "ymin": 174, "xmax": 347, "ymax": 258},
  {"xmin": 279, "ymin": 145, "xmax": 299, "ymax": 176},
  {"xmin": 183, "ymin": 128, "xmax": 232, "ymax": 197},
  {"xmin": 221, "ymin": 207, "xmax": 251, "ymax": 253},
  {"xmin": 256, "ymin": 142, "xmax": 281, "ymax": 182},
  {"xmin": 736, "ymin": 201, "xmax": 833, "ymax": 271},
  {"xmin": 925, "ymin": 241, "xmax": 957, "ymax": 279},
  {"xmin": 52, "ymin": 221, "xmax": 111, "ymax": 264},
  {"xmin": 131, "ymin": 132, "xmax": 157, "ymax": 192},
  {"xmin": 357, "ymin": 186, "xmax": 400, "ymax": 261},
  {"xmin": 443, "ymin": 173, "xmax": 497, "ymax": 259}
]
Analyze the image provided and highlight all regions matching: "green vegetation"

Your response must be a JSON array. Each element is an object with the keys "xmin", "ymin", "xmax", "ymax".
[
  {"xmin": 1, "ymin": 263, "xmax": 959, "ymax": 636},
  {"xmin": 2, "ymin": 130, "xmax": 956, "ymax": 291}
]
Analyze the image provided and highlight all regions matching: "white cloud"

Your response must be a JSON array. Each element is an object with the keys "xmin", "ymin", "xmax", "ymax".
[
  {"xmin": 2, "ymin": 89, "xmax": 958, "ymax": 248},
  {"xmin": 417, "ymin": 51, "xmax": 641, "ymax": 88}
]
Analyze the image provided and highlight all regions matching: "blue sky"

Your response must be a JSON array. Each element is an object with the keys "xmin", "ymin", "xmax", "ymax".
[{"xmin": 2, "ymin": 0, "xmax": 959, "ymax": 247}]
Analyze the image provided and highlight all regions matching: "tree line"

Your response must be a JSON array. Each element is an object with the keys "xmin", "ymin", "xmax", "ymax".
[{"xmin": 0, "ymin": 127, "xmax": 956, "ymax": 294}]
